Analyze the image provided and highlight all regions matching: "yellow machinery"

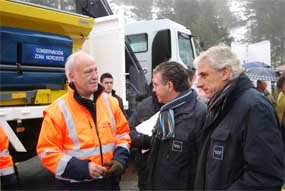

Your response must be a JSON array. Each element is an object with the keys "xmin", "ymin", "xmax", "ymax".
[
  {"xmin": 0, "ymin": 0, "xmax": 94, "ymax": 106},
  {"xmin": 0, "ymin": 0, "xmax": 94, "ymax": 50},
  {"xmin": 0, "ymin": 0, "xmax": 94, "ymax": 161}
]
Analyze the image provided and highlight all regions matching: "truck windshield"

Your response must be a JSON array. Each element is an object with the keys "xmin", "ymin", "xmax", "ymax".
[
  {"xmin": 178, "ymin": 32, "xmax": 194, "ymax": 68},
  {"xmin": 17, "ymin": 0, "xmax": 77, "ymax": 13}
]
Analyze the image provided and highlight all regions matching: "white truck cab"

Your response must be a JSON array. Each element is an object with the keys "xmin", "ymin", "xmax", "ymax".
[{"xmin": 125, "ymin": 19, "xmax": 197, "ymax": 83}]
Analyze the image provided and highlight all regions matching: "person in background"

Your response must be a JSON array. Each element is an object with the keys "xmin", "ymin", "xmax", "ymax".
[
  {"xmin": 100, "ymin": 73, "xmax": 124, "ymax": 113},
  {"xmin": 128, "ymin": 91, "xmax": 162, "ymax": 190},
  {"xmin": 0, "ymin": 126, "xmax": 17, "ymax": 190},
  {"xmin": 145, "ymin": 61, "xmax": 207, "ymax": 190},
  {"xmin": 37, "ymin": 51, "xmax": 131, "ymax": 190},
  {"xmin": 194, "ymin": 45, "xmax": 284, "ymax": 190},
  {"xmin": 276, "ymin": 76, "xmax": 285, "ymax": 125},
  {"xmin": 186, "ymin": 67, "xmax": 196, "ymax": 86},
  {"xmin": 256, "ymin": 79, "xmax": 276, "ymax": 106}
]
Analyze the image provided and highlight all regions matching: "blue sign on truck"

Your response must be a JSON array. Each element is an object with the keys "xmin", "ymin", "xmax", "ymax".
[
  {"xmin": 22, "ymin": 44, "xmax": 69, "ymax": 66},
  {"xmin": 0, "ymin": 26, "xmax": 72, "ymax": 90}
]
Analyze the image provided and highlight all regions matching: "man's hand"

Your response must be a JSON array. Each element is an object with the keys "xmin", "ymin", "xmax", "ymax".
[
  {"xmin": 88, "ymin": 162, "xmax": 107, "ymax": 179},
  {"xmin": 103, "ymin": 160, "xmax": 124, "ymax": 177}
]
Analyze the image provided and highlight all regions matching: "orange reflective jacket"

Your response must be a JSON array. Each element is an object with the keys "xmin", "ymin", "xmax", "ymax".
[
  {"xmin": 37, "ymin": 87, "xmax": 130, "ymax": 181},
  {"xmin": 0, "ymin": 127, "xmax": 15, "ymax": 176}
]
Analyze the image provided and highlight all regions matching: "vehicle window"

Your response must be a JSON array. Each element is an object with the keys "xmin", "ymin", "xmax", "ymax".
[
  {"xmin": 178, "ymin": 32, "xmax": 194, "ymax": 68},
  {"xmin": 18, "ymin": 0, "xmax": 77, "ymax": 13},
  {"xmin": 126, "ymin": 34, "xmax": 148, "ymax": 53},
  {"xmin": 152, "ymin": 29, "xmax": 171, "ymax": 70}
]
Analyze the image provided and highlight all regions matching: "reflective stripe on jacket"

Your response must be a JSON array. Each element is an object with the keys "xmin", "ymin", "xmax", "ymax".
[
  {"xmin": 0, "ymin": 127, "xmax": 15, "ymax": 176},
  {"xmin": 37, "ymin": 87, "xmax": 130, "ymax": 181}
]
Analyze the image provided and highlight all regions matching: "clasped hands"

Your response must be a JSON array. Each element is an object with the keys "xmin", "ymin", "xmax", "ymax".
[{"xmin": 88, "ymin": 160, "xmax": 124, "ymax": 179}]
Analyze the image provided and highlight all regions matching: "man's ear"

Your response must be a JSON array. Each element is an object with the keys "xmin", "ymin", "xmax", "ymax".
[
  {"xmin": 222, "ymin": 67, "xmax": 233, "ymax": 81},
  {"xmin": 167, "ymin": 81, "xmax": 174, "ymax": 91},
  {"xmin": 68, "ymin": 71, "xmax": 75, "ymax": 83}
]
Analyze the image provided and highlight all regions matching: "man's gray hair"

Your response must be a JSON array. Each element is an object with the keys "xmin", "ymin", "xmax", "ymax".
[{"xmin": 194, "ymin": 44, "xmax": 243, "ymax": 78}]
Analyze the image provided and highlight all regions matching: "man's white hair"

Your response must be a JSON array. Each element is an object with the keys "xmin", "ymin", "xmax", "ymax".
[
  {"xmin": 65, "ymin": 50, "xmax": 91, "ymax": 82},
  {"xmin": 194, "ymin": 44, "xmax": 243, "ymax": 78}
]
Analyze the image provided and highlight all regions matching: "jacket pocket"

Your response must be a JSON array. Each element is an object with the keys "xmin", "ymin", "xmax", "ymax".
[
  {"xmin": 98, "ymin": 122, "xmax": 115, "ymax": 143},
  {"xmin": 211, "ymin": 128, "xmax": 230, "ymax": 141},
  {"xmin": 210, "ymin": 128, "xmax": 230, "ymax": 160}
]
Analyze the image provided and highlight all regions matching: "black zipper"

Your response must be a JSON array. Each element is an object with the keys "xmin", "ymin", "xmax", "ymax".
[{"xmin": 88, "ymin": 119, "xmax": 104, "ymax": 165}]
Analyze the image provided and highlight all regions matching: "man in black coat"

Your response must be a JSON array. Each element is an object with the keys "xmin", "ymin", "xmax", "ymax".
[
  {"xmin": 194, "ymin": 45, "xmax": 285, "ymax": 190},
  {"xmin": 129, "ymin": 66, "xmax": 199, "ymax": 190},
  {"xmin": 145, "ymin": 61, "xmax": 207, "ymax": 190}
]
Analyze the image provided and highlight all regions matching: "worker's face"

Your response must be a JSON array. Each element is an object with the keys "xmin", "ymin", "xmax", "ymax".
[
  {"xmin": 101, "ymin": 78, "xmax": 113, "ymax": 94},
  {"xmin": 70, "ymin": 55, "xmax": 98, "ymax": 98},
  {"xmin": 152, "ymin": 72, "xmax": 171, "ymax": 104},
  {"xmin": 196, "ymin": 59, "xmax": 231, "ymax": 99}
]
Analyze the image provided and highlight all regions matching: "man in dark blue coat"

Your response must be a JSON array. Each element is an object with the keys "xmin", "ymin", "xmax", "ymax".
[
  {"xmin": 129, "ymin": 66, "xmax": 199, "ymax": 190},
  {"xmin": 194, "ymin": 45, "xmax": 284, "ymax": 190},
  {"xmin": 145, "ymin": 61, "xmax": 207, "ymax": 190}
]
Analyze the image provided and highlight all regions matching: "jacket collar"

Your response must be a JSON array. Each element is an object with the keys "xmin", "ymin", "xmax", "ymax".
[
  {"xmin": 68, "ymin": 83, "xmax": 105, "ymax": 122},
  {"xmin": 160, "ymin": 89, "xmax": 197, "ymax": 112},
  {"xmin": 68, "ymin": 82, "xmax": 104, "ymax": 103},
  {"xmin": 207, "ymin": 73, "xmax": 253, "ymax": 126}
]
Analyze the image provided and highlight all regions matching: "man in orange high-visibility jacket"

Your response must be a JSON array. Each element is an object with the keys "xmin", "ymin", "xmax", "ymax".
[
  {"xmin": 0, "ymin": 127, "xmax": 17, "ymax": 190},
  {"xmin": 37, "ymin": 51, "xmax": 131, "ymax": 190}
]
